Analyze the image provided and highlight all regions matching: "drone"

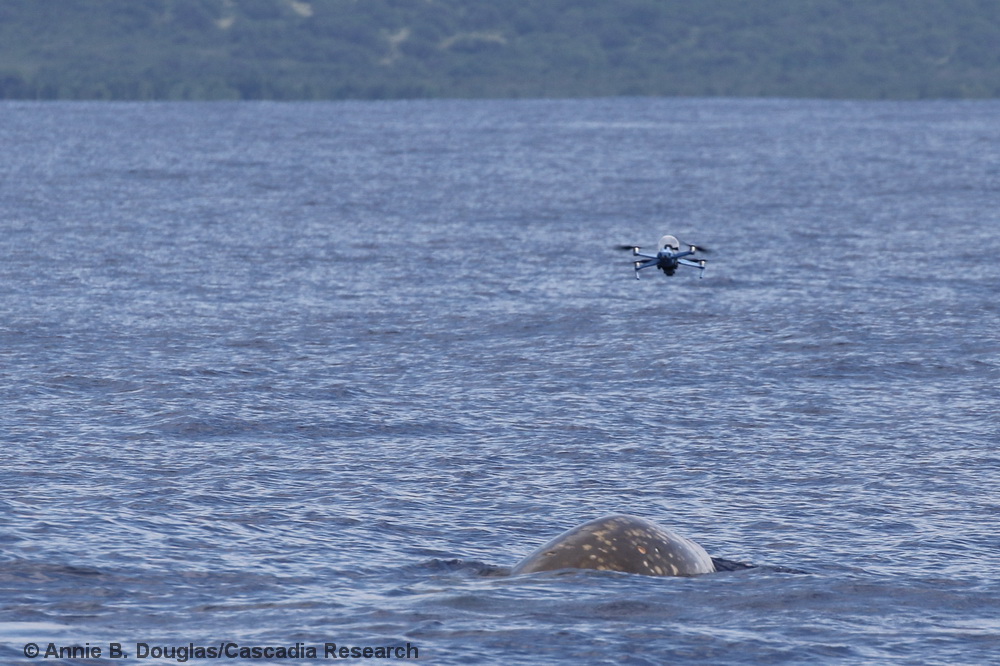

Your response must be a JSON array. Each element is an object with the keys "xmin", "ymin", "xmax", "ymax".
[{"xmin": 618, "ymin": 235, "xmax": 709, "ymax": 279}]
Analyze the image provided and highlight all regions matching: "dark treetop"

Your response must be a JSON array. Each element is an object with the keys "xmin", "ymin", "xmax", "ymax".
[{"xmin": 2, "ymin": 0, "xmax": 998, "ymax": 100}]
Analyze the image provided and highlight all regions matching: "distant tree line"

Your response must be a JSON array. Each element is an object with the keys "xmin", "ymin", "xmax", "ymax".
[{"xmin": 1, "ymin": 0, "xmax": 998, "ymax": 100}]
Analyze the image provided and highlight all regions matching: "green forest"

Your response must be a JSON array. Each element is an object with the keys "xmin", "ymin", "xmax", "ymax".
[{"xmin": 1, "ymin": 0, "xmax": 998, "ymax": 100}]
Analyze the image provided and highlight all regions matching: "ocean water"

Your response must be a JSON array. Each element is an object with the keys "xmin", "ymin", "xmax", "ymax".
[{"xmin": 1, "ymin": 98, "xmax": 998, "ymax": 664}]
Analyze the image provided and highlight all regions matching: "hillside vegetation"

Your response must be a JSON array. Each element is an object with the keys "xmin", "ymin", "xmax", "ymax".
[{"xmin": 1, "ymin": 0, "xmax": 998, "ymax": 100}]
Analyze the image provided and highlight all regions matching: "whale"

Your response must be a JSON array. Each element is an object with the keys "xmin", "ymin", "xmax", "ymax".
[{"xmin": 511, "ymin": 514, "xmax": 717, "ymax": 577}]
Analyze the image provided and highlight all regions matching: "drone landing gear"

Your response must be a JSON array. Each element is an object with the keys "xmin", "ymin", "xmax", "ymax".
[
  {"xmin": 678, "ymin": 258, "xmax": 707, "ymax": 279},
  {"xmin": 633, "ymin": 259, "xmax": 658, "ymax": 279}
]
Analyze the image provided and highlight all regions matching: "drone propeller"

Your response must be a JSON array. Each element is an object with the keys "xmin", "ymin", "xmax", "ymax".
[
  {"xmin": 688, "ymin": 244, "xmax": 712, "ymax": 254},
  {"xmin": 615, "ymin": 244, "xmax": 641, "ymax": 251}
]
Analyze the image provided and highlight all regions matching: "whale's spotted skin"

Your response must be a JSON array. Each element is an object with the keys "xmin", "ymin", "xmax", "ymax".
[{"xmin": 511, "ymin": 515, "xmax": 716, "ymax": 577}]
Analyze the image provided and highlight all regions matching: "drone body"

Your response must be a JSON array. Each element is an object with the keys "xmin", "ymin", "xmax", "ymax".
[{"xmin": 624, "ymin": 235, "xmax": 708, "ymax": 279}]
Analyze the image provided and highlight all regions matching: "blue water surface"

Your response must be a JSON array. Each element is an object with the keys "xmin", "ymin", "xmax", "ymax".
[{"xmin": 1, "ymin": 98, "xmax": 999, "ymax": 664}]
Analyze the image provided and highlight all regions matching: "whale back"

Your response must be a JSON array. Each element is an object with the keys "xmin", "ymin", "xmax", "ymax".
[{"xmin": 511, "ymin": 514, "xmax": 715, "ymax": 577}]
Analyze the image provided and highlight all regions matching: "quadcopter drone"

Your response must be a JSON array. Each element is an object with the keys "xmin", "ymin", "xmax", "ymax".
[{"xmin": 619, "ymin": 235, "xmax": 708, "ymax": 279}]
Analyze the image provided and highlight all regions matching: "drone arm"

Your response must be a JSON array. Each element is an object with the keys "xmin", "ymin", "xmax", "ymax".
[
  {"xmin": 633, "ymin": 258, "xmax": 658, "ymax": 279},
  {"xmin": 678, "ymin": 258, "xmax": 707, "ymax": 278}
]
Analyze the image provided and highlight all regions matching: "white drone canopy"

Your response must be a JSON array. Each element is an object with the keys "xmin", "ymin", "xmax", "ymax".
[{"xmin": 657, "ymin": 235, "xmax": 681, "ymax": 251}]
